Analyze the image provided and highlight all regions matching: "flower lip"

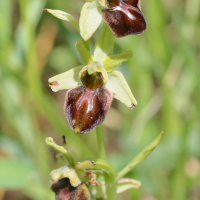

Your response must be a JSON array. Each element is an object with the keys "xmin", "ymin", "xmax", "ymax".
[
  {"xmin": 102, "ymin": 0, "xmax": 147, "ymax": 37},
  {"xmin": 65, "ymin": 71, "xmax": 113, "ymax": 134}
]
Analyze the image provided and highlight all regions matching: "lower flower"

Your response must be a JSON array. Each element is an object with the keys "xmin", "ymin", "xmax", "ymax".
[{"xmin": 51, "ymin": 178, "xmax": 91, "ymax": 200}]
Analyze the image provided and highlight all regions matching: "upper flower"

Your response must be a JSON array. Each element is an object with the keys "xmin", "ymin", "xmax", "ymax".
[
  {"xmin": 79, "ymin": 0, "xmax": 147, "ymax": 39},
  {"xmin": 43, "ymin": 0, "xmax": 147, "ymax": 40}
]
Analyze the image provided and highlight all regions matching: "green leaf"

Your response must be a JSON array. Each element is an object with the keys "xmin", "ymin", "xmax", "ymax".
[
  {"xmin": 116, "ymin": 131, "xmax": 165, "ymax": 180},
  {"xmin": 105, "ymin": 70, "xmax": 137, "ymax": 108},
  {"xmin": 94, "ymin": 23, "xmax": 115, "ymax": 62},
  {"xmin": 102, "ymin": 51, "xmax": 133, "ymax": 72},
  {"xmin": 48, "ymin": 66, "xmax": 83, "ymax": 92},
  {"xmin": 79, "ymin": 0, "xmax": 102, "ymax": 41},
  {"xmin": 0, "ymin": 159, "xmax": 35, "ymax": 189},
  {"xmin": 42, "ymin": 9, "xmax": 79, "ymax": 31},
  {"xmin": 75, "ymin": 40, "xmax": 94, "ymax": 65}
]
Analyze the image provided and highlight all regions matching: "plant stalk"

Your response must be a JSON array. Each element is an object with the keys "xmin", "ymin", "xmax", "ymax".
[
  {"xmin": 95, "ymin": 125, "xmax": 116, "ymax": 200},
  {"xmin": 96, "ymin": 124, "xmax": 106, "ymax": 160}
]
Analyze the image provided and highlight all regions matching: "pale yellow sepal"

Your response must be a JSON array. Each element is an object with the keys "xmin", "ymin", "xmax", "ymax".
[
  {"xmin": 105, "ymin": 70, "xmax": 137, "ymax": 108},
  {"xmin": 48, "ymin": 66, "xmax": 83, "ymax": 92},
  {"xmin": 80, "ymin": 0, "xmax": 102, "ymax": 41}
]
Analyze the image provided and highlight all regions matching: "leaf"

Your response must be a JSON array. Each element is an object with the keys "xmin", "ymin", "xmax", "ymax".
[
  {"xmin": 93, "ymin": 23, "xmax": 114, "ymax": 62},
  {"xmin": 79, "ymin": 0, "xmax": 102, "ymax": 41},
  {"xmin": 105, "ymin": 70, "xmax": 137, "ymax": 108},
  {"xmin": 89, "ymin": 178, "xmax": 141, "ymax": 198},
  {"xmin": 116, "ymin": 131, "xmax": 165, "ymax": 180},
  {"xmin": 117, "ymin": 178, "xmax": 141, "ymax": 193},
  {"xmin": 48, "ymin": 66, "xmax": 83, "ymax": 92},
  {"xmin": 42, "ymin": 9, "xmax": 79, "ymax": 31},
  {"xmin": 102, "ymin": 51, "xmax": 133, "ymax": 72},
  {"xmin": 0, "ymin": 159, "xmax": 35, "ymax": 189},
  {"xmin": 75, "ymin": 40, "xmax": 94, "ymax": 65}
]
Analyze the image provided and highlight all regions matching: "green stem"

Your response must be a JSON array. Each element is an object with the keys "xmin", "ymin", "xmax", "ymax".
[
  {"xmin": 96, "ymin": 124, "xmax": 106, "ymax": 160},
  {"xmin": 45, "ymin": 137, "xmax": 77, "ymax": 166},
  {"xmin": 104, "ymin": 173, "xmax": 117, "ymax": 200},
  {"xmin": 95, "ymin": 124, "xmax": 116, "ymax": 200},
  {"xmin": 76, "ymin": 159, "xmax": 115, "ymax": 178},
  {"xmin": 76, "ymin": 159, "xmax": 116, "ymax": 200}
]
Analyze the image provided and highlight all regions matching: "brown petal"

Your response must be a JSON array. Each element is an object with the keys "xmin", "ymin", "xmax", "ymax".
[
  {"xmin": 103, "ymin": 0, "xmax": 147, "ymax": 37},
  {"xmin": 65, "ymin": 86, "xmax": 113, "ymax": 134}
]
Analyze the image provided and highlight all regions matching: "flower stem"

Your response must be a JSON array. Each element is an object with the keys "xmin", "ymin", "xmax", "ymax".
[
  {"xmin": 45, "ymin": 137, "xmax": 77, "ymax": 166},
  {"xmin": 96, "ymin": 124, "xmax": 106, "ymax": 160},
  {"xmin": 95, "ymin": 125, "xmax": 116, "ymax": 199}
]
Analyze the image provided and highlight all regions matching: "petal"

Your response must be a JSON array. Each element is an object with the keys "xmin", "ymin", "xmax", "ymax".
[
  {"xmin": 65, "ymin": 86, "xmax": 113, "ymax": 134},
  {"xmin": 102, "ymin": 0, "xmax": 147, "ymax": 37},
  {"xmin": 105, "ymin": 70, "xmax": 137, "ymax": 108},
  {"xmin": 102, "ymin": 51, "xmax": 133, "ymax": 72},
  {"xmin": 48, "ymin": 66, "xmax": 83, "ymax": 92}
]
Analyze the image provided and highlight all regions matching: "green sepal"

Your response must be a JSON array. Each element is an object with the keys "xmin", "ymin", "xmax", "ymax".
[
  {"xmin": 75, "ymin": 40, "xmax": 94, "ymax": 65},
  {"xmin": 42, "ymin": 9, "xmax": 79, "ymax": 31},
  {"xmin": 50, "ymin": 166, "xmax": 81, "ymax": 187},
  {"xmin": 48, "ymin": 66, "xmax": 83, "ymax": 92},
  {"xmin": 102, "ymin": 51, "xmax": 133, "ymax": 72},
  {"xmin": 94, "ymin": 23, "xmax": 114, "ymax": 62},
  {"xmin": 79, "ymin": 0, "xmax": 102, "ymax": 41},
  {"xmin": 79, "ymin": 63, "xmax": 108, "ymax": 83},
  {"xmin": 105, "ymin": 70, "xmax": 137, "ymax": 108}
]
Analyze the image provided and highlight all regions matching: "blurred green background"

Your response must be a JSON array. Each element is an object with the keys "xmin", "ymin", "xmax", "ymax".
[{"xmin": 0, "ymin": 0, "xmax": 200, "ymax": 199}]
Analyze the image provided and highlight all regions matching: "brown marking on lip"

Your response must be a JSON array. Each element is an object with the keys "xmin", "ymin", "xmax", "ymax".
[
  {"xmin": 49, "ymin": 81, "xmax": 59, "ymax": 87},
  {"xmin": 130, "ymin": 103, "xmax": 136, "ymax": 109},
  {"xmin": 42, "ymin": 8, "xmax": 48, "ymax": 12}
]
